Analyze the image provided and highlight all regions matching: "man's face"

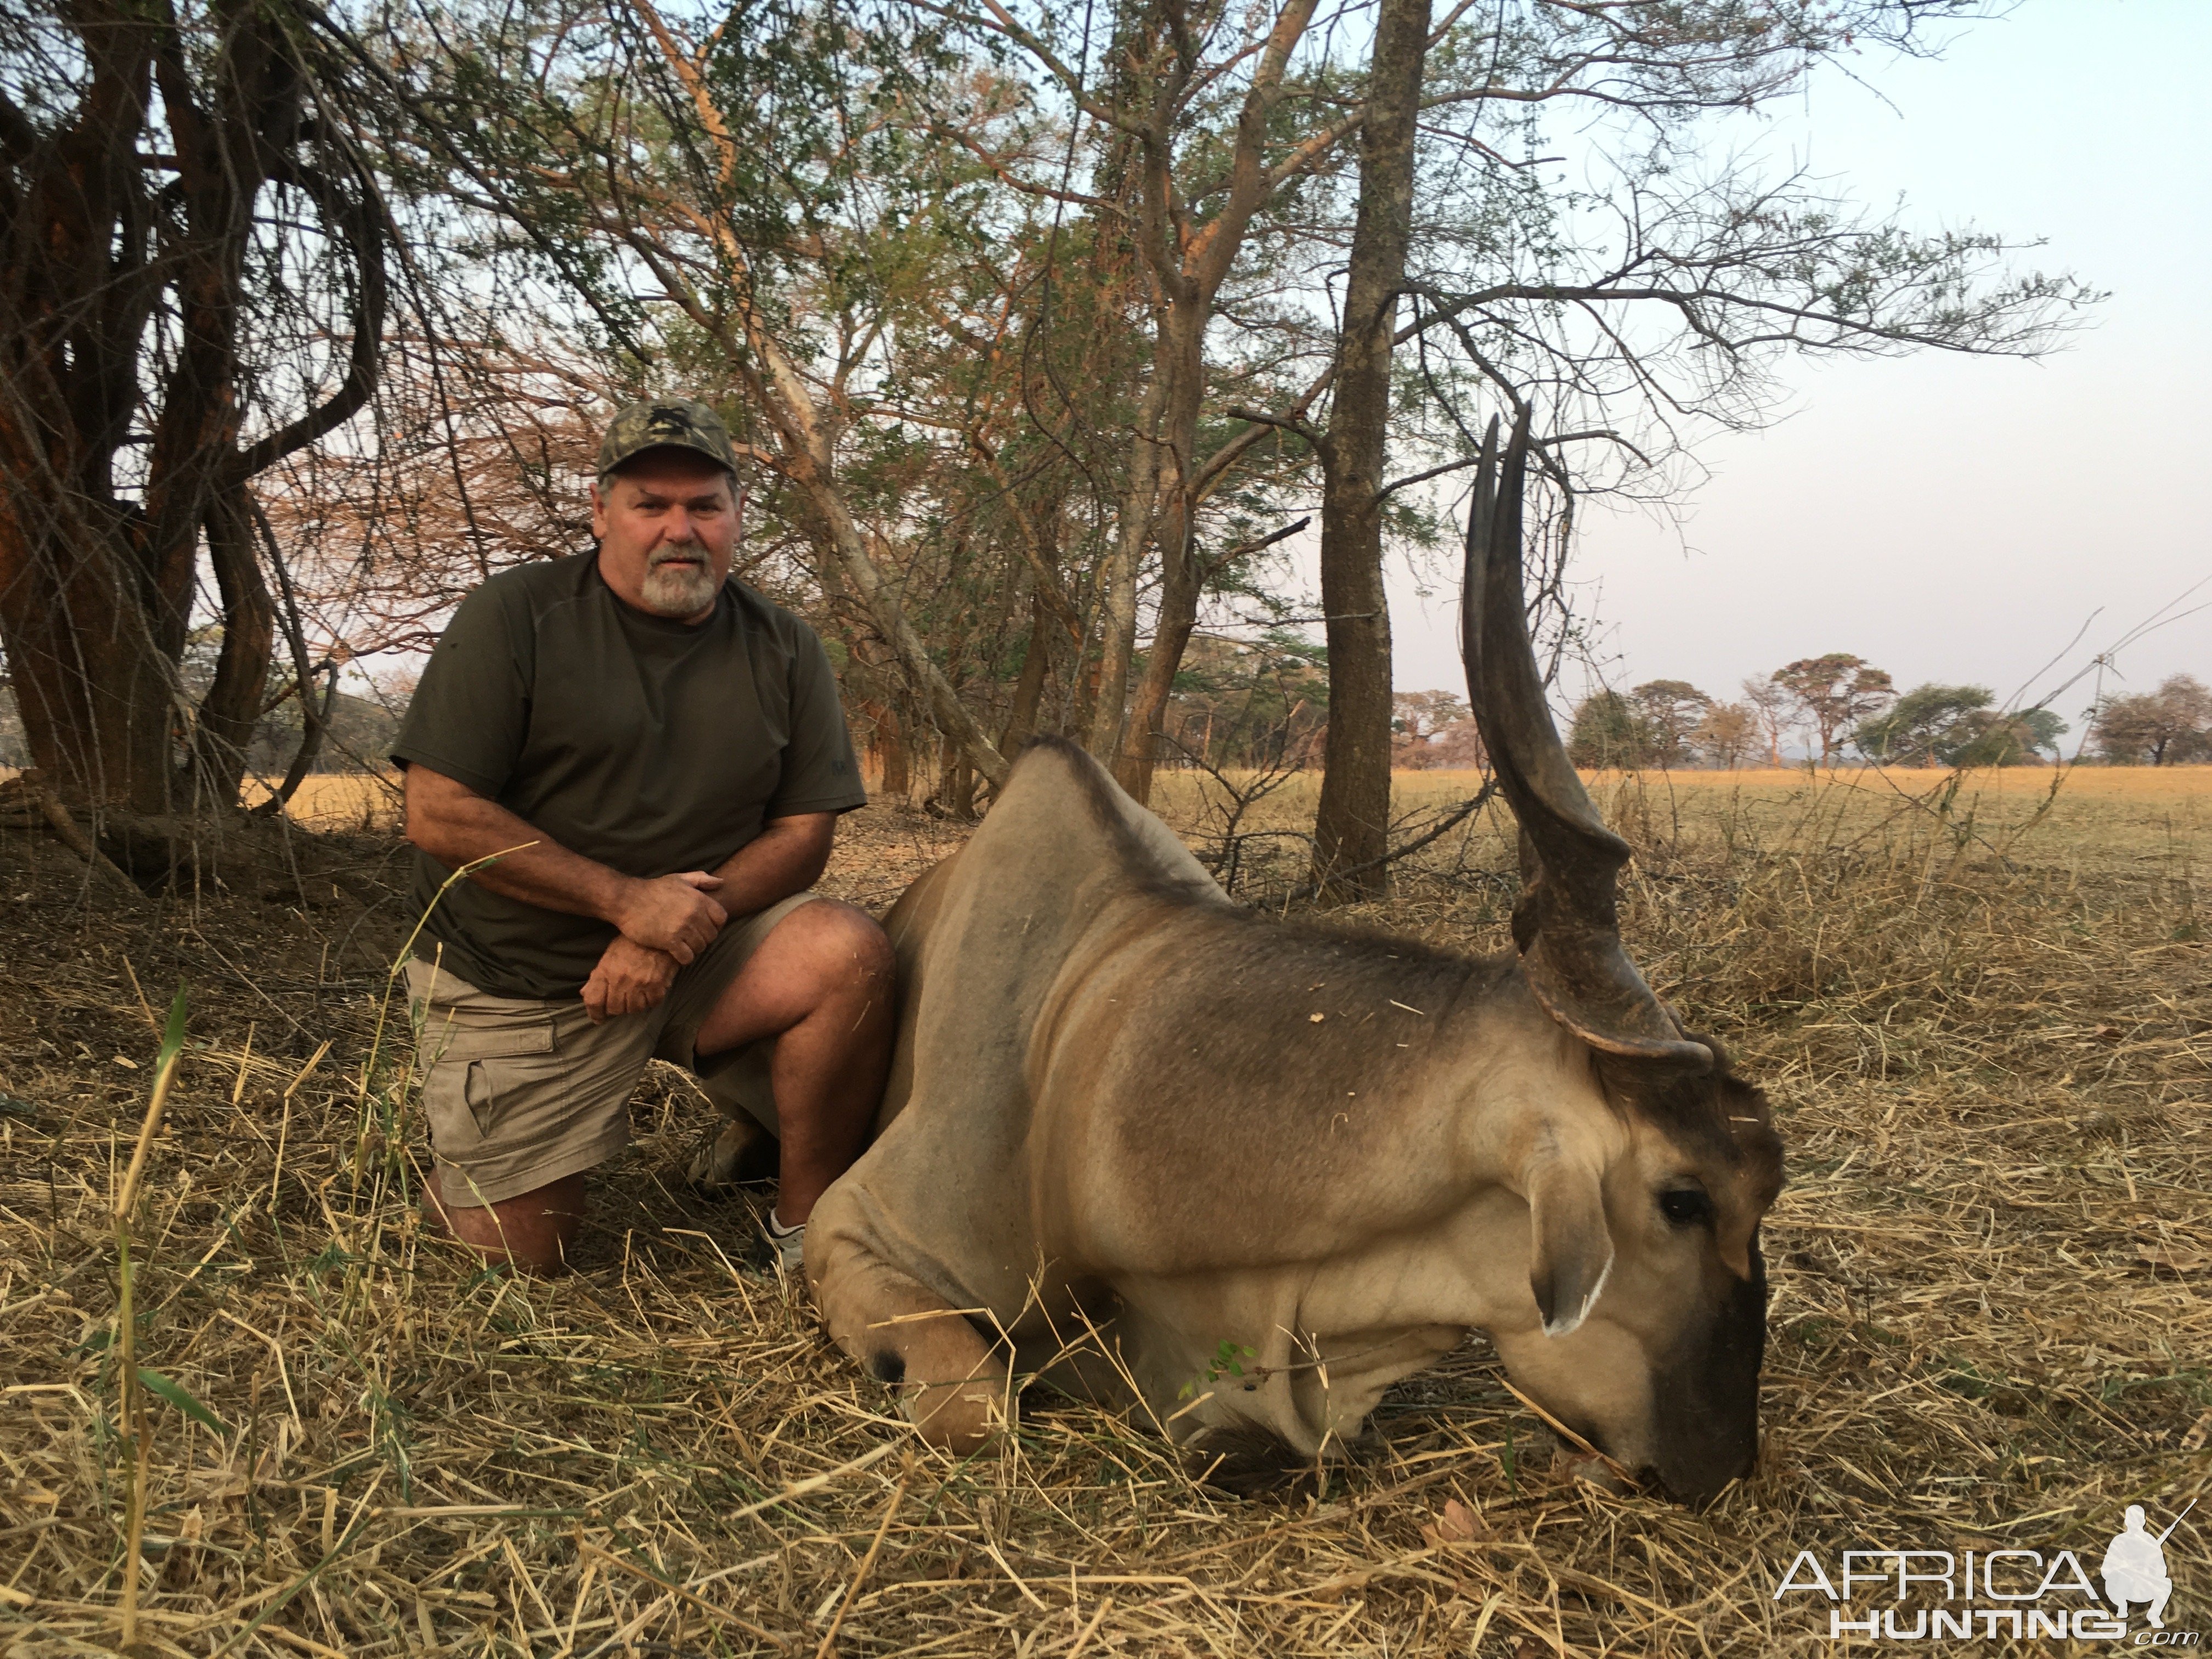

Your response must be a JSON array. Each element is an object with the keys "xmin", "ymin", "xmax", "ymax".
[{"xmin": 590, "ymin": 450, "xmax": 737, "ymax": 622}]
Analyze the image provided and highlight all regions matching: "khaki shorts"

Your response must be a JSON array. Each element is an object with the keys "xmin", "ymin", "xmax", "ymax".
[{"xmin": 404, "ymin": 891, "xmax": 817, "ymax": 1206}]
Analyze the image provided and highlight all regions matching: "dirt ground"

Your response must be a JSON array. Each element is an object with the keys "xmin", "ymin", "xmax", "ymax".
[{"xmin": 0, "ymin": 764, "xmax": 2205, "ymax": 1656}]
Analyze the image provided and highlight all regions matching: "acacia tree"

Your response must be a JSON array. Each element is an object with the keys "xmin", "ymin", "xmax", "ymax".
[
  {"xmin": 2092, "ymin": 676, "xmax": 2212, "ymax": 766},
  {"xmin": 1566, "ymin": 689, "xmax": 1652, "ymax": 769},
  {"xmin": 1773, "ymin": 653, "xmax": 1895, "ymax": 764},
  {"xmin": 1630, "ymin": 679, "xmax": 1713, "ymax": 769},
  {"xmin": 1858, "ymin": 685, "xmax": 2068, "ymax": 766},
  {"xmin": 133, "ymin": 0, "xmax": 2085, "ymax": 856},
  {"xmin": 352, "ymin": 0, "xmax": 1203, "ymax": 799},
  {"xmin": 613, "ymin": 0, "xmax": 1022, "ymax": 786},
  {"xmin": 919, "ymin": 0, "xmax": 1369, "ymax": 801},
  {"xmin": 1692, "ymin": 702, "xmax": 1757, "ymax": 769},
  {"xmin": 0, "ymin": 0, "xmax": 390, "ymax": 819},
  {"xmin": 1953, "ymin": 707, "xmax": 2066, "ymax": 766},
  {"xmin": 1166, "ymin": 632, "xmax": 1328, "ymax": 771},
  {"xmin": 1854, "ymin": 684, "xmax": 1996, "ymax": 766},
  {"xmin": 1741, "ymin": 674, "xmax": 1792, "ymax": 766},
  {"xmin": 1389, "ymin": 687, "xmax": 1468, "ymax": 767}
]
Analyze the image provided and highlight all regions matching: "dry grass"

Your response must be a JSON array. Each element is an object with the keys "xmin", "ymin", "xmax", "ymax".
[
  {"xmin": 1, "ymin": 765, "xmax": 2206, "ymax": 1657},
  {"xmin": 244, "ymin": 775, "xmax": 407, "ymax": 834}
]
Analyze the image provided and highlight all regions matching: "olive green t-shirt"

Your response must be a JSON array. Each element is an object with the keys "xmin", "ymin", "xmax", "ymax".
[{"xmin": 392, "ymin": 552, "xmax": 867, "ymax": 998}]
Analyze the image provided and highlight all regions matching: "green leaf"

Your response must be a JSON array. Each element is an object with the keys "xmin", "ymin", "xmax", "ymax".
[
  {"xmin": 138, "ymin": 1368, "xmax": 230, "ymax": 1438},
  {"xmin": 156, "ymin": 981, "xmax": 189, "ymax": 1074}
]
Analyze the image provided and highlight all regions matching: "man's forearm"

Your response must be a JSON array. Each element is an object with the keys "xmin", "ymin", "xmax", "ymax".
[
  {"xmin": 709, "ymin": 814, "xmax": 834, "ymax": 916},
  {"xmin": 408, "ymin": 778, "xmax": 640, "ymax": 923}
]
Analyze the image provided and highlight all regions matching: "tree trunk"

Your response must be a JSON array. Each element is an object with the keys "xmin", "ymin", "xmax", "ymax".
[
  {"xmin": 1309, "ymin": 0, "xmax": 1431, "ymax": 901},
  {"xmin": 192, "ymin": 482, "xmax": 276, "ymax": 803},
  {"xmin": 1115, "ymin": 546, "xmax": 1199, "ymax": 802},
  {"xmin": 1112, "ymin": 300, "xmax": 1206, "ymax": 803},
  {"xmin": 0, "ymin": 12, "xmax": 176, "ymax": 812},
  {"xmin": 935, "ymin": 734, "xmax": 975, "ymax": 818},
  {"xmin": 0, "ymin": 3, "xmax": 383, "ymax": 817},
  {"xmin": 1070, "ymin": 633, "xmax": 1103, "ymax": 748},
  {"xmin": 880, "ymin": 711, "xmax": 912, "ymax": 796},
  {"xmin": 1001, "ymin": 586, "xmax": 1055, "ymax": 752},
  {"xmin": 997, "ymin": 488, "xmax": 1070, "ymax": 753},
  {"xmin": 839, "ymin": 631, "xmax": 914, "ymax": 800},
  {"xmin": 867, "ymin": 693, "xmax": 912, "ymax": 797},
  {"xmin": 1088, "ymin": 371, "xmax": 1164, "ymax": 768},
  {"xmin": 0, "ymin": 516, "xmax": 179, "ymax": 814}
]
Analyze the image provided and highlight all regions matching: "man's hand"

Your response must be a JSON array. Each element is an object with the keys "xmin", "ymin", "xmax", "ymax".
[
  {"xmin": 582, "ymin": 936, "xmax": 680, "ymax": 1023},
  {"xmin": 615, "ymin": 871, "xmax": 727, "ymax": 962}
]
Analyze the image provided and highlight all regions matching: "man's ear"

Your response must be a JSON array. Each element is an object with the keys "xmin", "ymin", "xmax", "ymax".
[{"xmin": 1522, "ymin": 1141, "xmax": 1615, "ymax": 1338}]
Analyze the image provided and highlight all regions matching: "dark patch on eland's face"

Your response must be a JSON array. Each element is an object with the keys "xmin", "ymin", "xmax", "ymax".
[
  {"xmin": 1599, "ymin": 1046, "xmax": 1786, "ymax": 1275},
  {"xmin": 1587, "ymin": 1041, "xmax": 1783, "ymax": 1506},
  {"xmin": 1643, "ymin": 1230, "xmax": 1768, "ymax": 1505},
  {"xmin": 868, "ymin": 1349, "xmax": 906, "ymax": 1386}
]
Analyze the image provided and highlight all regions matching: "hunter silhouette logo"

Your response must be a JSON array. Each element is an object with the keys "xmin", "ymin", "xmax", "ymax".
[
  {"xmin": 2103, "ymin": 1501, "xmax": 2191, "ymax": 1630},
  {"xmin": 1773, "ymin": 1498, "xmax": 2196, "ymax": 1642}
]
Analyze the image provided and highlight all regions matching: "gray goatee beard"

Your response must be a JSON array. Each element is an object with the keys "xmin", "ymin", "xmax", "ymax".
[{"xmin": 639, "ymin": 547, "xmax": 720, "ymax": 618}]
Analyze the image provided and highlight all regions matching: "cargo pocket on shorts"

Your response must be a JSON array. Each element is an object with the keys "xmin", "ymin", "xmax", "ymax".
[{"xmin": 421, "ymin": 1020, "xmax": 559, "ymax": 1143}]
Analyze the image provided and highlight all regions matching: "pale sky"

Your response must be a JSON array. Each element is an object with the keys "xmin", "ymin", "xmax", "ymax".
[{"xmin": 1383, "ymin": 0, "xmax": 2212, "ymax": 741}]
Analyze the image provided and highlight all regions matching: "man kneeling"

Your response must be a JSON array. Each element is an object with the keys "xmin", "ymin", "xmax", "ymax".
[{"xmin": 391, "ymin": 397, "xmax": 891, "ymax": 1273}]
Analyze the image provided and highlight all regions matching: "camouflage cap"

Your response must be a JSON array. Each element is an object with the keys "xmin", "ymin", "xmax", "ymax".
[{"xmin": 596, "ymin": 396, "xmax": 738, "ymax": 480}]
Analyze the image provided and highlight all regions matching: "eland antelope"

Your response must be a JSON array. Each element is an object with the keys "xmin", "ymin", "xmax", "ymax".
[{"xmin": 799, "ymin": 415, "xmax": 1785, "ymax": 1503}]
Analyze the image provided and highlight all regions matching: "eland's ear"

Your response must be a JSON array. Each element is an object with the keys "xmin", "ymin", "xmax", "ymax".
[{"xmin": 1523, "ymin": 1147, "xmax": 1615, "ymax": 1337}]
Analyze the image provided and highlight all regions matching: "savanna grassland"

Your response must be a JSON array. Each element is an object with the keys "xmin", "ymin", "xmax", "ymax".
[{"xmin": 0, "ymin": 765, "xmax": 2205, "ymax": 1657}]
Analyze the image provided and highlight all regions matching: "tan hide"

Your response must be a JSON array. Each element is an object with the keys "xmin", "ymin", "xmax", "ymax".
[{"xmin": 805, "ymin": 738, "xmax": 1776, "ymax": 1494}]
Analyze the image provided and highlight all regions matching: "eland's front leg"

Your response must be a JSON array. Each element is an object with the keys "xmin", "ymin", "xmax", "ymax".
[{"xmin": 807, "ymin": 1195, "xmax": 1012, "ymax": 1451}]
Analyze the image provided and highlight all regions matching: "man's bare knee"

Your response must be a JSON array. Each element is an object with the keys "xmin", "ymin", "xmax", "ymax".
[
  {"xmin": 777, "ymin": 900, "xmax": 893, "ymax": 1007},
  {"xmin": 805, "ymin": 899, "xmax": 893, "ymax": 969},
  {"xmin": 429, "ymin": 1173, "xmax": 586, "ymax": 1274}
]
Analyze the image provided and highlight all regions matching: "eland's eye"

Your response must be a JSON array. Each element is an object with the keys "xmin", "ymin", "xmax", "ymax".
[{"xmin": 1658, "ymin": 1188, "xmax": 1711, "ymax": 1227}]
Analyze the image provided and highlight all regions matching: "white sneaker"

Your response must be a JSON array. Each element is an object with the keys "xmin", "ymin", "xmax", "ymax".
[{"xmin": 765, "ymin": 1211, "xmax": 805, "ymax": 1276}]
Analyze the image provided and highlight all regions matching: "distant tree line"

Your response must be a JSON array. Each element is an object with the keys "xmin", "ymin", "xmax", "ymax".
[
  {"xmin": 1381, "ymin": 653, "xmax": 2212, "ymax": 772},
  {"xmin": 16, "ymin": 650, "xmax": 2200, "ymax": 780}
]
